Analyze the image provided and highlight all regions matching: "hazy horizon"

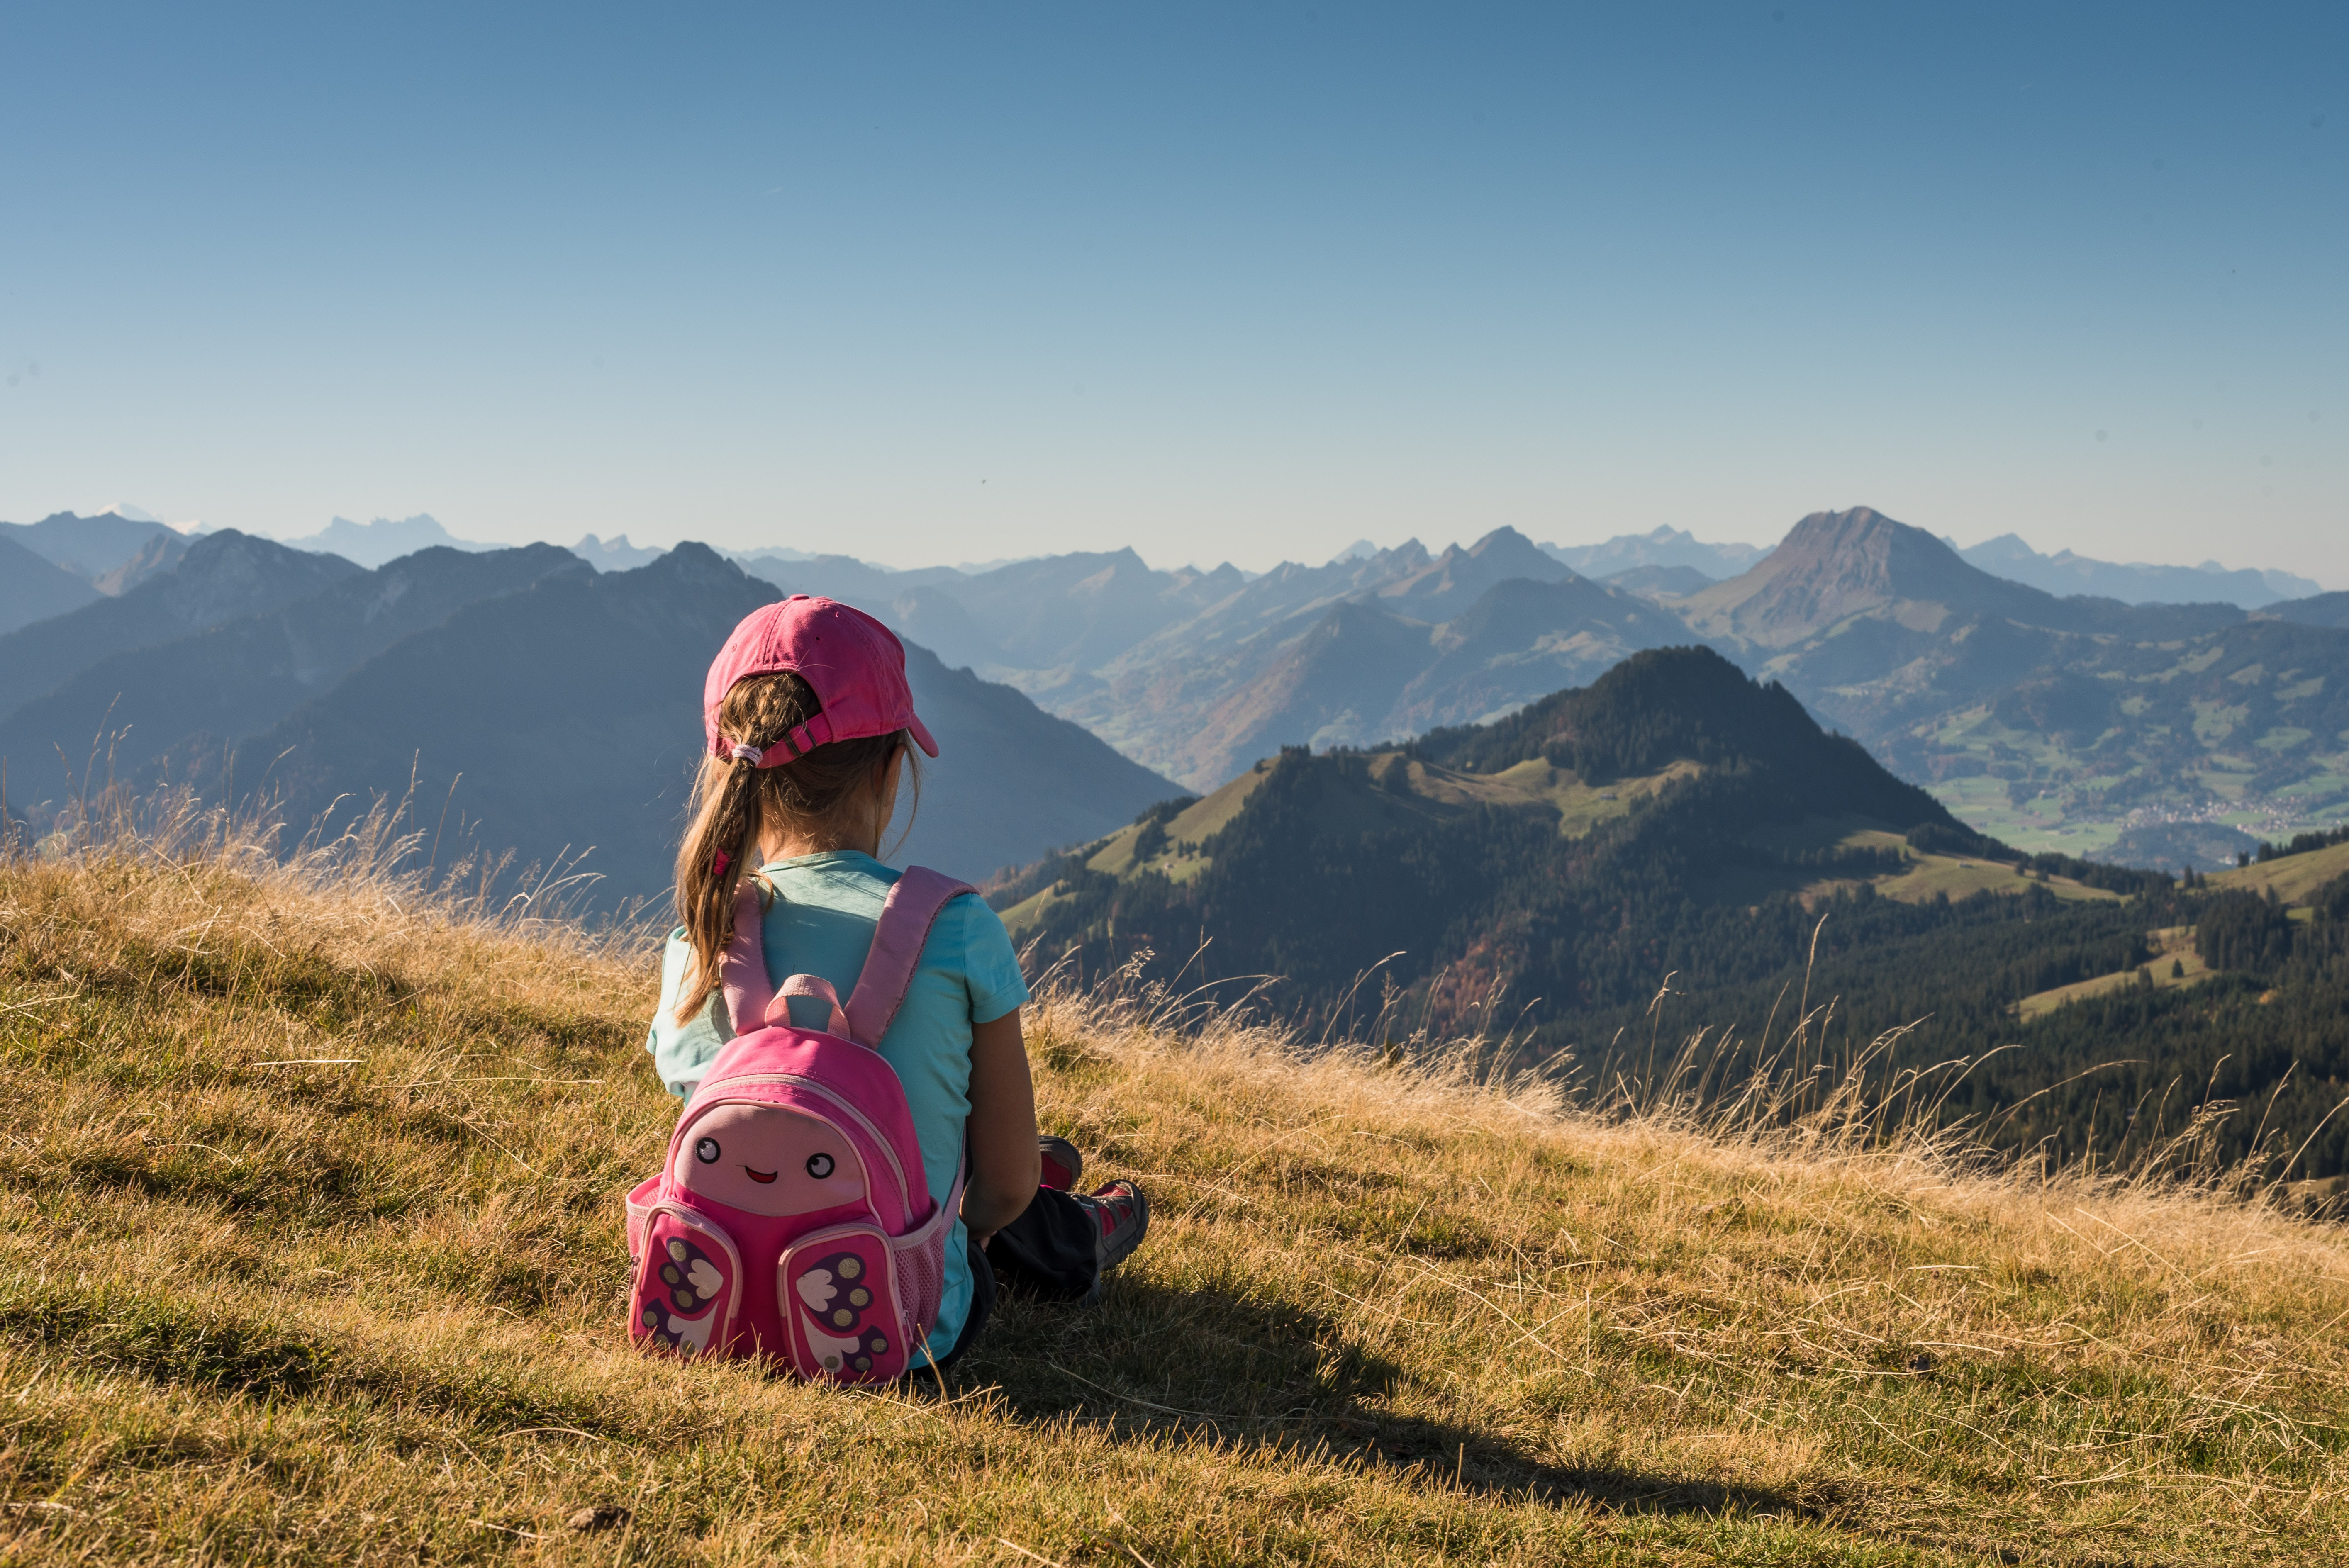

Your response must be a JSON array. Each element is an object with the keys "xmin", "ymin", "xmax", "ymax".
[
  {"xmin": 5, "ymin": 5, "xmax": 2342, "ymax": 582},
  {"xmin": 28, "ymin": 503, "xmax": 2335, "ymax": 590},
  {"xmin": 9, "ymin": 500, "xmax": 2339, "ymax": 591}
]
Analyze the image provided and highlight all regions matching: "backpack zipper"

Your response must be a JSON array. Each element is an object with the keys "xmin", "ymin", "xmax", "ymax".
[{"xmin": 684, "ymin": 1075, "xmax": 911, "ymax": 1205}]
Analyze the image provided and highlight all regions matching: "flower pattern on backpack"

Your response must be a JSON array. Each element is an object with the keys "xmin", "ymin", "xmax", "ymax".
[
  {"xmin": 790, "ymin": 1249, "xmax": 894, "ymax": 1375},
  {"xmin": 640, "ymin": 1234, "xmax": 726, "ymax": 1354}
]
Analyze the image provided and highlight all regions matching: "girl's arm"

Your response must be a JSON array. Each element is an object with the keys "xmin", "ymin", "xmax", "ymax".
[{"xmin": 962, "ymin": 1007, "xmax": 1041, "ymax": 1246}]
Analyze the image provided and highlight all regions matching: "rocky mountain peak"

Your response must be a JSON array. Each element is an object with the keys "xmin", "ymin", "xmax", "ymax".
[{"xmin": 1681, "ymin": 506, "xmax": 2048, "ymax": 648}]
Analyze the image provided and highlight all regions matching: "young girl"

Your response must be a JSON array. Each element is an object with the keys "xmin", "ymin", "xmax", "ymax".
[{"xmin": 645, "ymin": 594, "xmax": 1149, "ymax": 1368}]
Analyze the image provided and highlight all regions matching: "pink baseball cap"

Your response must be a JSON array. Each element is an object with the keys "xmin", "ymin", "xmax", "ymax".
[{"xmin": 704, "ymin": 596, "xmax": 939, "ymax": 766}]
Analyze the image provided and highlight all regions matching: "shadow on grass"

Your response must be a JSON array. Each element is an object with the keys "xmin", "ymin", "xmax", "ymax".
[
  {"xmin": 11, "ymin": 1268, "xmax": 1856, "ymax": 1530},
  {"xmin": 941, "ymin": 1271, "xmax": 1830, "ymax": 1522},
  {"xmin": 0, "ymin": 1280, "xmax": 624, "ymax": 1439}
]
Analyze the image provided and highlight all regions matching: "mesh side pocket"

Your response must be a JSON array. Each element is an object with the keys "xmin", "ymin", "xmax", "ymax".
[
  {"xmin": 623, "ymin": 1174, "xmax": 661, "ymax": 1264},
  {"xmin": 890, "ymin": 1229, "xmax": 948, "ymax": 1346}
]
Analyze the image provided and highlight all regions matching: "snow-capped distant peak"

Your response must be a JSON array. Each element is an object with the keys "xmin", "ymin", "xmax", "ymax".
[{"xmin": 95, "ymin": 502, "xmax": 160, "ymax": 523}]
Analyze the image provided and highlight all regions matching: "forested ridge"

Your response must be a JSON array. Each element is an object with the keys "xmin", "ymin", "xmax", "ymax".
[{"xmin": 995, "ymin": 648, "xmax": 2349, "ymax": 1181}]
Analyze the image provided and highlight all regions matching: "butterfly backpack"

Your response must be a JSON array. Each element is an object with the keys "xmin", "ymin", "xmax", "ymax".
[{"xmin": 624, "ymin": 866, "xmax": 973, "ymax": 1381}]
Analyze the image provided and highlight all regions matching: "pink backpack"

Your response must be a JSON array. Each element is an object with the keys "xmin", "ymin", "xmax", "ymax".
[{"xmin": 624, "ymin": 866, "xmax": 974, "ymax": 1381}]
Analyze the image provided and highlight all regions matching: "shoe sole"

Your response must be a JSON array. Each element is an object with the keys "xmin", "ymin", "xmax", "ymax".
[
  {"xmin": 1079, "ymin": 1182, "xmax": 1149, "ymax": 1309},
  {"xmin": 1095, "ymin": 1182, "xmax": 1150, "ymax": 1275}
]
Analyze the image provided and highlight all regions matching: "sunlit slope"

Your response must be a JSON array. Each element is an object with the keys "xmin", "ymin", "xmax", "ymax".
[
  {"xmin": 7, "ymin": 841, "xmax": 2349, "ymax": 1564},
  {"xmin": 2210, "ymin": 840, "xmax": 2349, "ymax": 903},
  {"xmin": 1002, "ymin": 752, "xmax": 2116, "ymax": 943},
  {"xmin": 989, "ymin": 648, "xmax": 2121, "ymax": 1027},
  {"xmin": 2014, "ymin": 923, "xmax": 2214, "ymax": 1020},
  {"xmin": 1011, "ymin": 753, "xmax": 1702, "ymax": 907},
  {"xmin": 2005, "ymin": 840, "xmax": 2349, "ymax": 1022}
]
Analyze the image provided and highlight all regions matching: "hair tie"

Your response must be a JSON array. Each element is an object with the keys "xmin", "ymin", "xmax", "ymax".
[
  {"xmin": 729, "ymin": 742, "xmax": 763, "ymax": 764},
  {"xmin": 710, "ymin": 849, "xmax": 731, "ymax": 879}
]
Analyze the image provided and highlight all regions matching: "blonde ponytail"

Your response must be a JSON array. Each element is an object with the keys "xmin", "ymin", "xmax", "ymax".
[{"xmin": 672, "ymin": 671, "xmax": 917, "ymax": 1023}]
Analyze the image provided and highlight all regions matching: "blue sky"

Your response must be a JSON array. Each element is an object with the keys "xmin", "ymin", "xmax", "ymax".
[{"xmin": 1, "ymin": 3, "xmax": 2341, "ymax": 580}]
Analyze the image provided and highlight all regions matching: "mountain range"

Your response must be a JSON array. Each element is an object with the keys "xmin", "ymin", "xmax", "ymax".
[
  {"xmin": 1954, "ymin": 533, "xmax": 2322, "ymax": 609},
  {"xmin": 12, "ymin": 503, "xmax": 2348, "ymax": 1187},
  {"xmin": 738, "ymin": 510, "xmax": 2349, "ymax": 851},
  {"xmin": 570, "ymin": 533, "xmax": 668, "ymax": 572},
  {"xmin": 1536, "ymin": 524, "xmax": 1772, "ymax": 582},
  {"xmin": 9, "ymin": 504, "xmax": 2342, "ymax": 876},
  {"xmin": 0, "ymin": 543, "xmax": 575, "ymax": 812},
  {"xmin": 0, "ymin": 533, "xmax": 1176, "ymax": 901},
  {"xmin": 277, "ymin": 514, "xmax": 670, "ymax": 574},
  {"xmin": 740, "ymin": 527, "xmax": 1695, "ymax": 790},
  {"xmin": 229, "ymin": 546, "xmax": 1179, "ymax": 897},
  {"xmin": 0, "ymin": 510, "xmax": 194, "ymax": 632},
  {"xmin": 0, "ymin": 530, "xmax": 362, "ymax": 722},
  {"xmin": 1, "ymin": 509, "xmax": 189, "ymax": 585},
  {"xmin": 276, "ymin": 513, "xmax": 499, "ymax": 567},
  {"xmin": 1672, "ymin": 508, "xmax": 2349, "ymax": 861}
]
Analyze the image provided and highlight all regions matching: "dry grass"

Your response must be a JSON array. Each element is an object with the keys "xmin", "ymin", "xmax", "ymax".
[{"xmin": 2, "ymin": 823, "xmax": 2347, "ymax": 1565}]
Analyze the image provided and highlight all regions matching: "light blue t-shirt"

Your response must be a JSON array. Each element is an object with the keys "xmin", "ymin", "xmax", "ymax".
[{"xmin": 645, "ymin": 850, "xmax": 1030, "ymax": 1361}]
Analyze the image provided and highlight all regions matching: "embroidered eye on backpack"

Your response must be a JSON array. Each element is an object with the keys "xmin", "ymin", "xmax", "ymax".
[{"xmin": 624, "ymin": 867, "xmax": 972, "ymax": 1382}]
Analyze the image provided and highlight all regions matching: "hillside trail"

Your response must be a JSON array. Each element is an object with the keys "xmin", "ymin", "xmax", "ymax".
[{"xmin": 1, "ymin": 828, "xmax": 2345, "ymax": 1565}]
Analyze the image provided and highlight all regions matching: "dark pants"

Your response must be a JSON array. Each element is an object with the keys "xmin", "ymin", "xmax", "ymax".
[{"xmin": 936, "ymin": 1187, "xmax": 1099, "ymax": 1367}]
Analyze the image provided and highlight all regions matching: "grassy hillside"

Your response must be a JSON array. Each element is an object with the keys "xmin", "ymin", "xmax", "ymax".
[
  {"xmin": 990, "ymin": 648, "xmax": 2147, "ymax": 1043},
  {"xmin": 2210, "ymin": 838, "xmax": 2349, "ymax": 904},
  {"xmin": 5, "ymin": 835, "xmax": 2349, "ymax": 1563},
  {"xmin": 1000, "ymin": 765, "xmax": 2113, "ymax": 940}
]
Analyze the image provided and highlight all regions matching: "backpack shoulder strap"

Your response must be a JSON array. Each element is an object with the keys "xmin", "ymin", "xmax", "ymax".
[
  {"xmin": 717, "ymin": 875, "xmax": 777, "ymax": 1035},
  {"xmin": 844, "ymin": 866, "xmax": 975, "ymax": 1048}
]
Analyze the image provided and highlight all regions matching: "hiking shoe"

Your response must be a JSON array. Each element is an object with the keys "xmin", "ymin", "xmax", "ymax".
[
  {"xmin": 1076, "ymin": 1179, "xmax": 1150, "ymax": 1278},
  {"xmin": 1037, "ymin": 1134, "xmax": 1083, "ymax": 1193}
]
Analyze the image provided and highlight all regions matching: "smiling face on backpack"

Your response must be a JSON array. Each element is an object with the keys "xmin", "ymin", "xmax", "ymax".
[{"xmin": 675, "ymin": 1102, "xmax": 867, "ymax": 1215}]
